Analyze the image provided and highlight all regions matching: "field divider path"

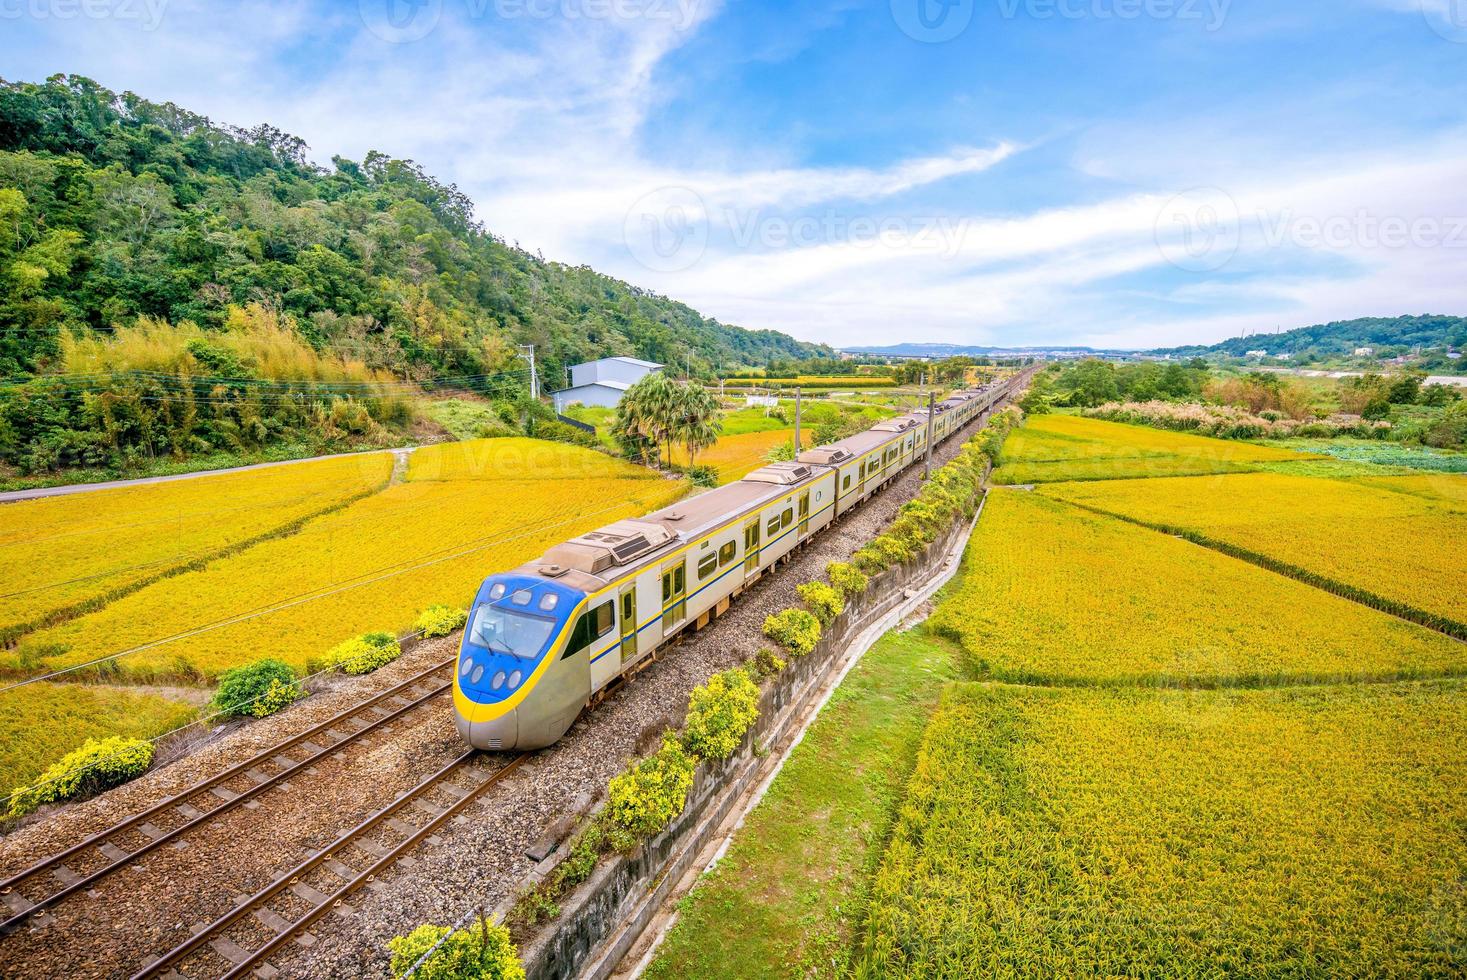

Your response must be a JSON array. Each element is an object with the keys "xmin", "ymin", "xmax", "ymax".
[
  {"xmin": 0, "ymin": 656, "xmax": 454, "ymax": 935},
  {"xmin": 135, "ymin": 751, "xmax": 529, "ymax": 980},
  {"xmin": 1050, "ymin": 496, "xmax": 1467, "ymax": 642}
]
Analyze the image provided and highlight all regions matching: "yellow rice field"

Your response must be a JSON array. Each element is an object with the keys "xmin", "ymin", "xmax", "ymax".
[
  {"xmin": 5, "ymin": 440, "xmax": 687, "ymax": 682},
  {"xmin": 932, "ymin": 489, "xmax": 1467, "ymax": 686},
  {"xmin": 991, "ymin": 414, "xmax": 1311, "ymax": 484},
  {"xmin": 0, "ymin": 454, "xmax": 393, "ymax": 642},
  {"xmin": 670, "ymin": 429, "xmax": 812, "ymax": 484},
  {"xmin": 857, "ymin": 680, "xmax": 1467, "ymax": 978},
  {"xmin": 1038, "ymin": 472, "xmax": 1467, "ymax": 631},
  {"xmin": 0, "ymin": 683, "xmax": 199, "ymax": 792}
]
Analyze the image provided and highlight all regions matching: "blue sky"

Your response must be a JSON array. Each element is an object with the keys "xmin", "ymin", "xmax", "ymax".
[{"xmin": 3, "ymin": 0, "xmax": 1466, "ymax": 349}]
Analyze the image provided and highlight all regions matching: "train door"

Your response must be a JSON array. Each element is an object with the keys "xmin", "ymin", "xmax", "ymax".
[
  {"xmin": 743, "ymin": 517, "xmax": 761, "ymax": 574},
  {"xmin": 797, "ymin": 490, "xmax": 811, "ymax": 537},
  {"xmin": 619, "ymin": 586, "xmax": 638, "ymax": 661},
  {"xmin": 661, "ymin": 560, "xmax": 687, "ymax": 629}
]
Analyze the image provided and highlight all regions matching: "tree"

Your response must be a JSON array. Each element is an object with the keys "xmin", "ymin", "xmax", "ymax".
[{"xmin": 674, "ymin": 382, "xmax": 721, "ymax": 468}]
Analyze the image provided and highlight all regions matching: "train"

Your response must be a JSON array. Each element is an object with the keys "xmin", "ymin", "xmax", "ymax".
[{"xmin": 453, "ymin": 376, "xmax": 1024, "ymax": 751}]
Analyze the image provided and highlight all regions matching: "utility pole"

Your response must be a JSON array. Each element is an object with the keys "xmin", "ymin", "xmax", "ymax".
[
  {"xmin": 518, "ymin": 344, "xmax": 538, "ymax": 400},
  {"xmin": 923, "ymin": 390, "xmax": 935, "ymax": 481},
  {"xmin": 793, "ymin": 388, "xmax": 802, "ymax": 457}
]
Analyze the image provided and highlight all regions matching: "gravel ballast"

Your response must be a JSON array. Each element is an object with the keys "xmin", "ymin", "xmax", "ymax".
[{"xmin": 0, "ymin": 407, "xmax": 1011, "ymax": 980}]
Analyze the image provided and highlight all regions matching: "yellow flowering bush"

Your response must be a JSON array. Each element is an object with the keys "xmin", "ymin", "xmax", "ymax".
[
  {"xmin": 606, "ymin": 733, "xmax": 697, "ymax": 838},
  {"xmin": 321, "ymin": 631, "xmax": 401, "ymax": 675},
  {"xmin": 387, "ymin": 920, "xmax": 525, "ymax": 980},
  {"xmin": 681, "ymin": 668, "xmax": 761, "ymax": 761},
  {"xmin": 8, "ymin": 735, "xmax": 154, "ymax": 817},
  {"xmin": 762, "ymin": 609, "xmax": 822, "ymax": 657},
  {"xmin": 748, "ymin": 647, "xmax": 786, "ymax": 679},
  {"xmin": 825, "ymin": 561, "xmax": 869, "ymax": 598},
  {"xmin": 415, "ymin": 604, "xmax": 468, "ymax": 638},
  {"xmin": 796, "ymin": 581, "xmax": 844, "ymax": 626}
]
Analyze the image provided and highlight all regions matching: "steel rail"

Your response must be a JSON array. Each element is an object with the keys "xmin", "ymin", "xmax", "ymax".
[
  {"xmin": 133, "ymin": 752, "xmax": 529, "ymax": 980},
  {"xmin": 0, "ymin": 656, "xmax": 454, "ymax": 934}
]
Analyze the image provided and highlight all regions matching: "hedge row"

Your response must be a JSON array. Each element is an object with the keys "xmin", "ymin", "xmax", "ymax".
[{"xmin": 762, "ymin": 408, "xmax": 1021, "ymax": 657}]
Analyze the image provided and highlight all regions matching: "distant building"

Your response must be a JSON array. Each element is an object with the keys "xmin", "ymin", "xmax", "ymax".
[
  {"xmin": 552, "ymin": 356, "xmax": 663, "ymax": 412},
  {"xmin": 1274, "ymin": 353, "xmax": 1293, "ymax": 361},
  {"xmin": 1354, "ymin": 347, "xmax": 1375, "ymax": 356},
  {"xmin": 1245, "ymin": 349, "xmax": 1268, "ymax": 358}
]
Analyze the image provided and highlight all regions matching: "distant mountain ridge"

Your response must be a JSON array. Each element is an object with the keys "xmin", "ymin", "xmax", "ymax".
[{"xmin": 1153, "ymin": 315, "xmax": 1467, "ymax": 358}]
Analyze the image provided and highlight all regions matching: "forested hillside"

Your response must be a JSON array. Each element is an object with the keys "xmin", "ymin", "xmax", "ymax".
[
  {"xmin": 0, "ymin": 74, "xmax": 826, "ymax": 476},
  {"xmin": 1157, "ymin": 315, "xmax": 1467, "ymax": 359}
]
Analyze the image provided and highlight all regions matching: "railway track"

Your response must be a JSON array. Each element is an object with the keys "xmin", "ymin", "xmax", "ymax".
[
  {"xmin": 134, "ymin": 751, "xmax": 528, "ymax": 979},
  {"xmin": 0, "ymin": 656, "xmax": 454, "ymax": 936}
]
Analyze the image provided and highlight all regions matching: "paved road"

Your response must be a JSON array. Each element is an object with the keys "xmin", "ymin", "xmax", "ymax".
[{"xmin": 0, "ymin": 446, "xmax": 417, "ymax": 504}]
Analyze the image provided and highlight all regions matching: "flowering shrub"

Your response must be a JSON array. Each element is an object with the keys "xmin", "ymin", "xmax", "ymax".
[
  {"xmin": 762, "ymin": 609, "xmax": 822, "ymax": 656},
  {"xmin": 1085, "ymin": 400, "xmax": 1391, "ymax": 440},
  {"xmin": 749, "ymin": 647, "xmax": 786, "ymax": 679},
  {"xmin": 387, "ymin": 920, "xmax": 525, "ymax": 980},
  {"xmin": 606, "ymin": 733, "xmax": 697, "ymax": 838},
  {"xmin": 211, "ymin": 658, "xmax": 302, "ymax": 719},
  {"xmin": 8, "ymin": 735, "xmax": 154, "ymax": 817},
  {"xmin": 826, "ymin": 560, "xmax": 869, "ymax": 598},
  {"xmin": 324, "ymin": 631, "xmax": 402, "ymax": 675},
  {"xmin": 415, "ymin": 604, "xmax": 468, "ymax": 639},
  {"xmin": 682, "ymin": 668, "xmax": 761, "ymax": 761},
  {"xmin": 796, "ymin": 581, "xmax": 845, "ymax": 625}
]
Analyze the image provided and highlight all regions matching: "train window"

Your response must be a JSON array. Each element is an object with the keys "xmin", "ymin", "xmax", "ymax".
[
  {"xmin": 767, "ymin": 515, "xmax": 780, "ymax": 535},
  {"xmin": 622, "ymin": 592, "xmax": 633, "ymax": 621},
  {"xmin": 781, "ymin": 508, "xmax": 793, "ymax": 528},
  {"xmin": 593, "ymin": 601, "xmax": 614, "ymax": 637},
  {"xmin": 719, "ymin": 541, "xmax": 736, "ymax": 566},
  {"xmin": 662, "ymin": 575, "xmax": 671, "ymax": 603},
  {"xmin": 698, "ymin": 553, "xmax": 718, "ymax": 579},
  {"xmin": 842, "ymin": 474, "xmax": 851, "ymax": 490}
]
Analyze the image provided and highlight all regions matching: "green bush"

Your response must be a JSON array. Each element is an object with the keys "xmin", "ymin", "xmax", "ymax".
[
  {"xmin": 762, "ymin": 608, "xmax": 822, "ymax": 656},
  {"xmin": 606, "ymin": 733, "xmax": 697, "ymax": 838},
  {"xmin": 211, "ymin": 658, "xmax": 303, "ymax": 719},
  {"xmin": 749, "ymin": 647, "xmax": 787, "ymax": 680},
  {"xmin": 416, "ymin": 605, "xmax": 468, "ymax": 638},
  {"xmin": 7, "ymin": 735, "xmax": 155, "ymax": 817},
  {"xmin": 852, "ymin": 542, "xmax": 891, "ymax": 575},
  {"xmin": 826, "ymin": 561, "xmax": 869, "ymax": 598},
  {"xmin": 797, "ymin": 581, "xmax": 845, "ymax": 626},
  {"xmin": 387, "ymin": 920, "xmax": 525, "ymax": 980},
  {"xmin": 324, "ymin": 631, "xmax": 402, "ymax": 675},
  {"xmin": 682, "ymin": 668, "xmax": 761, "ymax": 761}
]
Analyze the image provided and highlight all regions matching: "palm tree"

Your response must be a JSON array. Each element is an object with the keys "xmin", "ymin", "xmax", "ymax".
[{"xmin": 675, "ymin": 382, "xmax": 721, "ymax": 468}]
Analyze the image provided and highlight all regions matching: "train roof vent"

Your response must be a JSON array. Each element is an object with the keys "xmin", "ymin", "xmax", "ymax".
[
  {"xmin": 797, "ymin": 446, "xmax": 852, "ymax": 465},
  {"xmin": 873, "ymin": 417, "xmax": 919, "ymax": 432},
  {"xmin": 544, "ymin": 519, "xmax": 675, "ymax": 574},
  {"xmin": 743, "ymin": 462, "xmax": 813, "ymax": 485}
]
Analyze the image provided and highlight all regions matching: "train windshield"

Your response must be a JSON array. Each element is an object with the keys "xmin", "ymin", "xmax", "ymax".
[{"xmin": 467, "ymin": 604, "xmax": 557, "ymax": 661}]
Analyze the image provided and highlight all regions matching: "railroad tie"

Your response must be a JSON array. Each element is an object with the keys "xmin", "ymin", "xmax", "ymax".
[
  {"xmin": 208, "ymin": 936, "xmax": 254, "ymax": 966},
  {"xmin": 289, "ymin": 880, "xmax": 330, "ymax": 906},
  {"xmin": 173, "ymin": 802, "xmax": 205, "ymax": 820},
  {"xmin": 98, "ymin": 841, "xmax": 130, "ymax": 863},
  {"xmin": 252, "ymin": 905, "xmax": 292, "ymax": 933}
]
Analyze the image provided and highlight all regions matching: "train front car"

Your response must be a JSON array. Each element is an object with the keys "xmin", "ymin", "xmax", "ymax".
[{"xmin": 454, "ymin": 572, "xmax": 588, "ymax": 751}]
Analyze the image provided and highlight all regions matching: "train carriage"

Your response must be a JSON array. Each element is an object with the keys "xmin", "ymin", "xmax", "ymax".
[{"xmin": 454, "ymin": 378, "xmax": 1020, "ymax": 751}]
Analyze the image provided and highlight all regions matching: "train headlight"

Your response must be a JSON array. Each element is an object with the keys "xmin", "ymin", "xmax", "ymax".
[
  {"xmin": 491, "ymin": 670, "xmax": 506, "ymax": 691},
  {"xmin": 508, "ymin": 670, "xmax": 523, "ymax": 690},
  {"xmin": 471, "ymin": 665, "xmax": 484, "ymax": 684},
  {"xmin": 460, "ymin": 657, "xmax": 474, "ymax": 677}
]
